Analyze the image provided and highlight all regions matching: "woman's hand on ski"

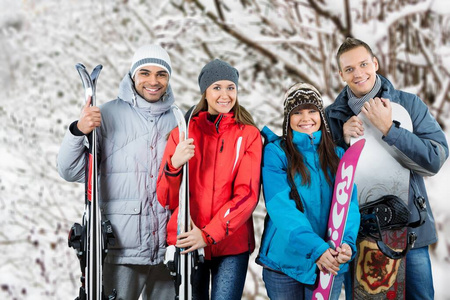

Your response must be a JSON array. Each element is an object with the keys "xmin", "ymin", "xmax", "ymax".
[
  {"xmin": 336, "ymin": 243, "xmax": 352, "ymax": 265},
  {"xmin": 176, "ymin": 221, "xmax": 207, "ymax": 254},
  {"xmin": 78, "ymin": 97, "xmax": 101, "ymax": 134},
  {"xmin": 316, "ymin": 248, "xmax": 340, "ymax": 276},
  {"xmin": 171, "ymin": 134, "xmax": 195, "ymax": 169}
]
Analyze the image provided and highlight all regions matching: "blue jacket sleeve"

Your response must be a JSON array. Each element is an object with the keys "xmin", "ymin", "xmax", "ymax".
[
  {"xmin": 383, "ymin": 94, "xmax": 448, "ymax": 176},
  {"xmin": 262, "ymin": 143, "xmax": 330, "ymax": 263}
]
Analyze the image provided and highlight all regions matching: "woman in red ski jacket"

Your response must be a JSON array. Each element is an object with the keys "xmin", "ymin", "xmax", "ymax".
[{"xmin": 157, "ymin": 59, "xmax": 262, "ymax": 299}]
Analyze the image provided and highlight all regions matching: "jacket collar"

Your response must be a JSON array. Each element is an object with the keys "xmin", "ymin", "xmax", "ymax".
[
  {"xmin": 261, "ymin": 126, "xmax": 321, "ymax": 150},
  {"xmin": 195, "ymin": 111, "xmax": 236, "ymax": 135},
  {"xmin": 292, "ymin": 130, "xmax": 322, "ymax": 150}
]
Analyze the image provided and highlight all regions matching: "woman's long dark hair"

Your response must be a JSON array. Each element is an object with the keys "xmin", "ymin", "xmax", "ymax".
[{"xmin": 282, "ymin": 105, "xmax": 340, "ymax": 212}]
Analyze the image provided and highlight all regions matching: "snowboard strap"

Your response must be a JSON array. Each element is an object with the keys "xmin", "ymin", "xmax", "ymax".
[
  {"xmin": 408, "ymin": 171, "xmax": 427, "ymax": 228},
  {"xmin": 408, "ymin": 196, "xmax": 427, "ymax": 228},
  {"xmin": 376, "ymin": 232, "xmax": 417, "ymax": 260}
]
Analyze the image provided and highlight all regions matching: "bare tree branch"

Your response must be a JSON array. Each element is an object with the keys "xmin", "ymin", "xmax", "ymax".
[
  {"xmin": 344, "ymin": 0, "xmax": 352, "ymax": 36},
  {"xmin": 214, "ymin": 0, "xmax": 225, "ymax": 22},
  {"xmin": 191, "ymin": 0, "xmax": 312, "ymax": 82},
  {"xmin": 307, "ymin": 0, "xmax": 350, "ymax": 37}
]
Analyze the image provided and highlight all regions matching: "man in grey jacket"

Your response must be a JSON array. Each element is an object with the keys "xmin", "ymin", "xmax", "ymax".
[{"xmin": 58, "ymin": 45, "xmax": 177, "ymax": 299}]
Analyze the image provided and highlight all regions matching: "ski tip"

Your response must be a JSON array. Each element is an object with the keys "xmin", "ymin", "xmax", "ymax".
[
  {"xmin": 92, "ymin": 65, "xmax": 103, "ymax": 77},
  {"xmin": 75, "ymin": 63, "xmax": 86, "ymax": 70},
  {"xmin": 91, "ymin": 65, "xmax": 103, "ymax": 82},
  {"xmin": 170, "ymin": 105, "xmax": 182, "ymax": 117}
]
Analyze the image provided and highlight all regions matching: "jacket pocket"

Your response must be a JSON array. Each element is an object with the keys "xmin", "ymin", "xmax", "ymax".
[{"xmin": 101, "ymin": 200, "xmax": 141, "ymax": 249}]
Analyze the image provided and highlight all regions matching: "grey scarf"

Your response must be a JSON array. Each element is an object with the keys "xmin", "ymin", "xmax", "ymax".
[{"xmin": 347, "ymin": 75, "xmax": 381, "ymax": 115}]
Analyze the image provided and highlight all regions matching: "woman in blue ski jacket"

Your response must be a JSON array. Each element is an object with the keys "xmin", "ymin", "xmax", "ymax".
[{"xmin": 256, "ymin": 83, "xmax": 360, "ymax": 300}]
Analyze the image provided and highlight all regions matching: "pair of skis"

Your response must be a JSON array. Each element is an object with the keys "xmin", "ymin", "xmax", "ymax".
[
  {"xmin": 164, "ymin": 105, "xmax": 204, "ymax": 300},
  {"xmin": 68, "ymin": 64, "xmax": 116, "ymax": 300},
  {"xmin": 312, "ymin": 139, "xmax": 365, "ymax": 300}
]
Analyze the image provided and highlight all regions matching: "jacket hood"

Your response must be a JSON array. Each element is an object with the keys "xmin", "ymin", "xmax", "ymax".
[
  {"xmin": 118, "ymin": 73, "xmax": 175, "ymax": 116},
  {"xmin": 261, "ymin": 126, "xmax": 280, "ymax": 144},
  {"xmin": 261, "ymin": 125, "xmax": 322, "ymax": 148}
]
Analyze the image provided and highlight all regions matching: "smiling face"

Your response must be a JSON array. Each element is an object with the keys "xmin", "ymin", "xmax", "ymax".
[
  {"xmin": 339, "ymin": 46, "xmax": 379, "ymax": 98},
  {"xmin": 205, "ymin": 80, "xmax": 237, "ymax": 115},
  {"xmin": 133, "ymin": 65, "xmax": 169, "ymax": 103},
  {"xmin": 289, "ymin": 104, "xmax": 322, "ymax": 135}
]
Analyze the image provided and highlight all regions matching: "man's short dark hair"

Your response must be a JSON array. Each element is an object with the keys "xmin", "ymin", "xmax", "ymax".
[{"xmin": 336, "ymin": 37, "xmax": 376, "ymax": 70}]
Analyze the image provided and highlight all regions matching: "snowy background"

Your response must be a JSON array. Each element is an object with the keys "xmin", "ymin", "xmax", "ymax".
[{"xmin": 0, "ymin": 0, "xmax": 449, "ymax": 299}]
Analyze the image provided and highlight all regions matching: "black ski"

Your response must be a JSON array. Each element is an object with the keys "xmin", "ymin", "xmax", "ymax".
[{"xmin": 68, "ymin": 63, "xmax": 116, "ymax": 300}]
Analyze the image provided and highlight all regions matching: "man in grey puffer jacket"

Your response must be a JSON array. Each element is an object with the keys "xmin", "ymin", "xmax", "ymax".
[{"xmin": 58, "ymin": 45, "xmax": 177, "ymax": 299}]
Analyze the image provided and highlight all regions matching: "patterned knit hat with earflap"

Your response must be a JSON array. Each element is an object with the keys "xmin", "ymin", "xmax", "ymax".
[{"xmin": 282, "ymin": 83, "xmax": 330, "ymax": 139}]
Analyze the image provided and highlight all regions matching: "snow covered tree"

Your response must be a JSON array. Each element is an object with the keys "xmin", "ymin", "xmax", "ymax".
[{"xmin": 0, "ymin": 0, "xmax": 448, "ymax": 298}]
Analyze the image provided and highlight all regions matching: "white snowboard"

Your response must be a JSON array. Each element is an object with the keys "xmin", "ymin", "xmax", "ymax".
[{"xmin": 351, "ymin": 102, "xmax": 413, "ymax": 299}]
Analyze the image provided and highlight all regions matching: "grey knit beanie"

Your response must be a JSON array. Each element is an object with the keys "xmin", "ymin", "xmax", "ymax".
[
  {"xmin": 282, "ymin": 83, "xmax": 330, "ymax": 138},
  {"xmin": 130, "ymin": 44, "xmax": 172, "ymax": 78},
  {"xmin": 198, "ymin": 59, "xmax": 239, "ymax": 94}
]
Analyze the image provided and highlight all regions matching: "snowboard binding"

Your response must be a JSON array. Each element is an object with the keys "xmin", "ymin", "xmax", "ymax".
[{"xmin": 359, "ymin": 195, "xmax": 427, "ymax": 259}]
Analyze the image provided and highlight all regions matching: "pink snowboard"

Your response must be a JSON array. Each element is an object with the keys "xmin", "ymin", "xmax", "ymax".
[{"xmin": 312, "ymin": 139, "xmax": 365, "ymax": 300}]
